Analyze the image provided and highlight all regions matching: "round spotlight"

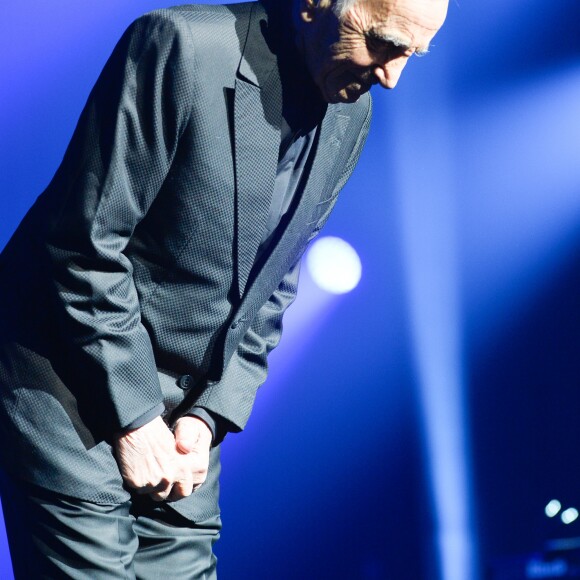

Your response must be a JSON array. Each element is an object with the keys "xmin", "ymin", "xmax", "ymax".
[
  {"xmin": 545, "ymin": 499, "xmax": 562, "ymax": 518},
  {"xmin": 306, "ymin": 236, "xmax": 362, "ymax": 295},
  {"xmin": 561, "ymin": 508, "xmax": 579, "ymax": 525}
]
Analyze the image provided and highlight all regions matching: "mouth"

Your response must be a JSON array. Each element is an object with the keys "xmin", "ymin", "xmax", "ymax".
[
  {"xmin": 349, "ymin": 70, "xmax": 376, "ymax": 93},
  {"xmin": 328, "ymin": 81, "xmax": 372, "ymax": 104},
  {"xmin": 346, "ymin": 79, "xmax": 373, "ymax": 97},
  {"xmin": 322, "ymin": 70, "xmax": 375, "ymax": 103}
]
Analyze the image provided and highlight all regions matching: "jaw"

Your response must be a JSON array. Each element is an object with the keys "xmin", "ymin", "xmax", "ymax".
[{"xmin": 318, "ymin": 64, "xmax": 376, "ymax": 103}]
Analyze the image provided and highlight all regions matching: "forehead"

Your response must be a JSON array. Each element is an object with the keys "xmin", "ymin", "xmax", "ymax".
[{"xmin": 359, "ymin": 0, "xmax": 449, "ymax": 44}]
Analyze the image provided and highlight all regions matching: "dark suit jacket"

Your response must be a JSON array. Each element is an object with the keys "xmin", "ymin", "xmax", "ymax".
[{"xmin": 0, "ymin": 1, "xmax": 371, "ymax": 521}]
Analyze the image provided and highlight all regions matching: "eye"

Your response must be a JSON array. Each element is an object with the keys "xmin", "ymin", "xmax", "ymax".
[
  {"xmin": 365, "ymin": 35, "xmax": 392, "ymax": 55},
  {"xmin": 365, "ymin": 33, "xmax": 409, "ymax": 60}
]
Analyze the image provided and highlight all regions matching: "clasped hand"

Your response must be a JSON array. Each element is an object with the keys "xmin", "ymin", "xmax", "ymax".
[{"xmin": 114, "ymin": 415, "xmax": 212, "ymax": 502}]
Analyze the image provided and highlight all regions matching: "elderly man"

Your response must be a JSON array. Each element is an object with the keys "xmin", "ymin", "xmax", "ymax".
[{"xmin": 0, "ymin": 0, "xmax": 447, "ymax": 576}]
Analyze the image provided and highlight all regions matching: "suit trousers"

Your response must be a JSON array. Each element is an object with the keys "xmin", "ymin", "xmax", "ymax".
[{"xmin": 0, "ymin": 469, "xmax": 220, "ymax": 579}]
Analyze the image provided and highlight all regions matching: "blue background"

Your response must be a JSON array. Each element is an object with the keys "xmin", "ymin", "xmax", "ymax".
[{"xmin": 1, "ymin": 1, "xmax": 580, "ymax": 578}]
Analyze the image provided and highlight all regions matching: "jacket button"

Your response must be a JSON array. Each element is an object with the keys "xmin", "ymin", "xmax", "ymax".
[{"xmin": 177, "ymin": 374, "xmax": 194, "ymax": 390}]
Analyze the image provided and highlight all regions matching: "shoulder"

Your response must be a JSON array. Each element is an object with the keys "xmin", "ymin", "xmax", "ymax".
[
  {"xmin": 134, "ymin": 3, "xmax": 256, "ymax": 49},
  {"xmin": 124, "ymin": 3, "xmax": 257, "ymax": 74}
]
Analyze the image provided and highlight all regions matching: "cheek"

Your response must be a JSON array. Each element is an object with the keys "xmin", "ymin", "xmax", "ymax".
[
  {"xmin": 322, "ymin": 46, "xmax": 374, "ymax": 82},
  {"xmin": 350, "ymin": 46, "xmax": 376, "ymax": 68},
  {"xmin": 321, "ymin": 60, "xmax": 362, "ymax": 88},
  {"xmin": 333, "ymin": 40, "xmax": 374, "ymax": 67}
]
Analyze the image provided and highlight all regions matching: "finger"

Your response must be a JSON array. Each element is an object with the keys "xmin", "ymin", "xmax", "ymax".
[
  {"xmin": 171, "ymin": 479, "xmax": 203, "ymax": 502},
  {"xmin": 122, "ymin": 464, "xmax": 172, "ymax": 494},
  {"xmin": 167, "ymin": 452, "xmax": 205, "ymax": 501},
  {"xmin": 148, "ymin": 479, "xmax": 175, "ymax": 502},
  {"xmin": 177, "ymin": 452, "xmax": 208, "ymax": 488},
  {"xmin": 132, "ymin": 469, "xmax": 174, "ymax": 495},
  {"xmin": 173, "ymin": 417, "xmax": 203, "ymax": 454},
  {"xmin": 167, "ymin": 477, "xmax": 195, "ymax": 502},
  {"xmin": 191, "ymin": 464, "xmax": 208, "ymax": 486}
]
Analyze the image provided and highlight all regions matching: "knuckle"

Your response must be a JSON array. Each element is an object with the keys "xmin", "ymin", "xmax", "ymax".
[
  {"xmin": 192, "ymin": 470, "xmax": 208, "ymax": 484},
  {"xmin": 193, "ymin": 465, "xmax": 208, "ymax": 475},
  {"xmin": 174, "ymin": 487, "xmax": 189, "ymax": 500},
  {"xmin": 132, "ymin": 477, "xmax": 151, "ymax": 490},
  {"xmin": 145, "ymin": 477, "xmax": 160, "ymax": 488}
]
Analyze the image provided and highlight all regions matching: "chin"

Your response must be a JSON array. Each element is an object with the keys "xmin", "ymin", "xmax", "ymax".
[
  {"xmin": 319, "ymin": 87, "xmax": 343, "ymax": 104},
  {"xmin": 321, "ymin": 80, "xmax": 368, "ymax": 104},
  {"xmin": 335, "ymin": 87, "xmax": 367, "ymax": 104}
]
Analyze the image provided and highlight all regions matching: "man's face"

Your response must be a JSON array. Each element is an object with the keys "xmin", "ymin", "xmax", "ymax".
[{"xmin": 298, "ymin": 0, "xmax": 449, "ymax": 103}]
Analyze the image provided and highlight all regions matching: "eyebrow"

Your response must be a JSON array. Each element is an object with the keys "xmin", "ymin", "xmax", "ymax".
[{"xmin": 366, "ymin": 29, "xmax": 431, "ymax": 57}]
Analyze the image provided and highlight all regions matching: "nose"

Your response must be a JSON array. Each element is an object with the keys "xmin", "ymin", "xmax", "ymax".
[{"xmin": 374, "ymin": 56, "xmax": 409, "ymax": 90}]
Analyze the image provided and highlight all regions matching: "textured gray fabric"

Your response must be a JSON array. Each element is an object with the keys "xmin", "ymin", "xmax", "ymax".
[
  {"xmin": 0, "ymin": 470, "xmax": 220, "ymax": 579},
  {"xmin": 0, "ymin": 1, "xmax": 372, "ymax": 524},
  {"xmin": 132, "ymin": 497, "xmax": 220, "ymax": 580}
]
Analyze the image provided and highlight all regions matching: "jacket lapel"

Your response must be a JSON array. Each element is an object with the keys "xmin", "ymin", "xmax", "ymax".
[
  {"xmin": 232, "ymin": 2, "xmax": 353, "ymax": 310},
  {"xmin": 238, "ymin": 104, "xmax": 351, "ymax": 317},
  {"xmin": 233, "ymin": 4, "xmax": 282, "ymax": 298}
]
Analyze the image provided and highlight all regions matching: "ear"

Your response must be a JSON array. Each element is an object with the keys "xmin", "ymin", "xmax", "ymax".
[{"xmin": 299, "ymin": 0, "xmax": 325, "ymax": 24}]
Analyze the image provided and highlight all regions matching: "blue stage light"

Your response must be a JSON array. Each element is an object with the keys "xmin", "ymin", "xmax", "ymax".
[
  {"xmin": 388, "ymin": 43, "xmax": 479, "ymax": 577},
  {"xmin": 545, "ymin": 499, "xmax": 562, "ymax": 518},
  {"xmin": 561, "ymin": 508, "xmax": 579, "ymax": 525},
  {"xmin": 306, "ymin": 236, "xmax": 362, "ymax": 294}
]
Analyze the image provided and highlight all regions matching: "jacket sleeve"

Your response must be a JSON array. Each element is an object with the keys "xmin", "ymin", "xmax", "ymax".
[
  {"xmin": 193, "ymin": 97, "xmax": 373, "ymax": 436},
  {"xmin": 44, "ymin": 11, "xmax": 196, "ymax": 433},
  {"xmin": 194, "ymin": 258, "xmax": 301, "ymax": 436}
]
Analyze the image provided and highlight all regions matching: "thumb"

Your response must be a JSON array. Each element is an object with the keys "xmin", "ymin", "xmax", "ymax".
[{"xmin": 173, "ymin": 417, "xmax": 201, "ymax": 454}]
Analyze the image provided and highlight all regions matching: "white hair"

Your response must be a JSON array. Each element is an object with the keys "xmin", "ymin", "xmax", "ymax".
[{"xmin": 332, "ymin": 0, "xmax": 358, "ymax": 17}]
